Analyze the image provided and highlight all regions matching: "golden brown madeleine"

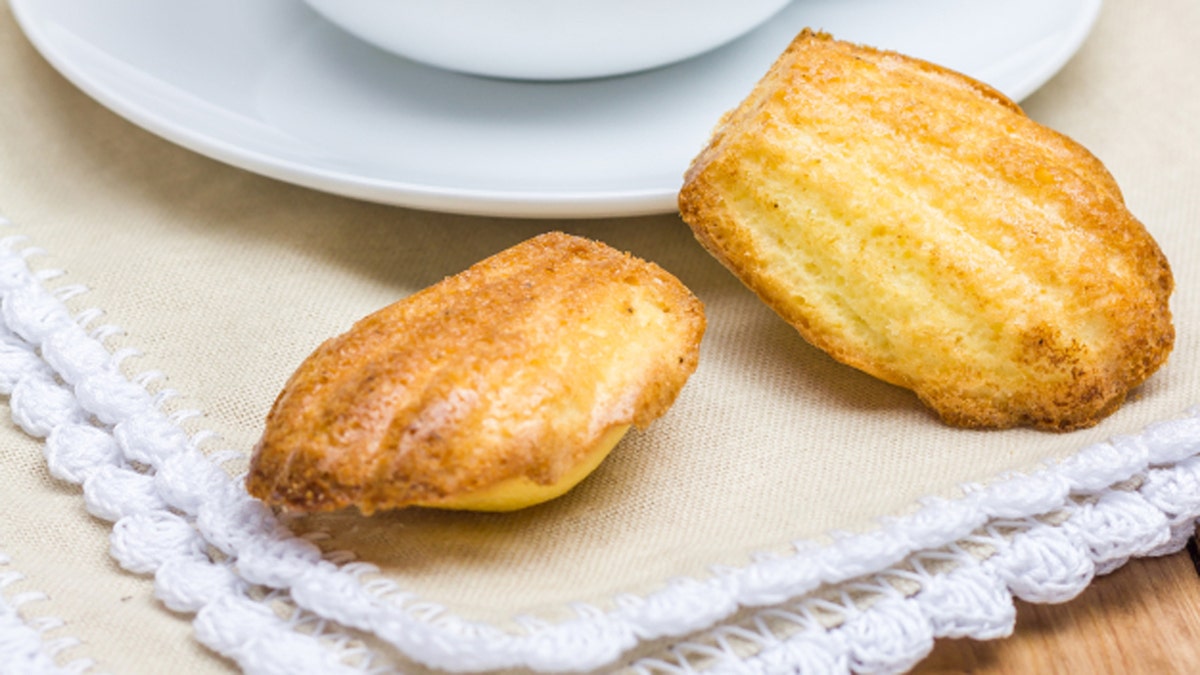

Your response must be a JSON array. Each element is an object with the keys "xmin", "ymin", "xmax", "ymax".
[
  {"xmin": 679, "ymin": 30, "xmax": 1173, "ymax": 431},
  {"xmin": 247, "ymin": 232, "xmax": 705, "ymax": 513}
]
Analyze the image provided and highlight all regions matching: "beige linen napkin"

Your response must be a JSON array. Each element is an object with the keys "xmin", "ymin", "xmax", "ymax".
[{"xmin": 1, "ymin": 0, "xmax": 1199, "ymax": 672}]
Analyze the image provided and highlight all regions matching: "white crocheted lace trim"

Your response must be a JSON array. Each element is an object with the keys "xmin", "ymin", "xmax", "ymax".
[{"xmin": 1, "ymin": 221, "xmax": 1198, "ymax": 674}]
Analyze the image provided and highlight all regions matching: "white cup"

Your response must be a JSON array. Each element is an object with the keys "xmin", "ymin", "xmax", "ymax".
[{"xmin": 303, "ymin": 0, "xmax": 792, "ymax": 80}]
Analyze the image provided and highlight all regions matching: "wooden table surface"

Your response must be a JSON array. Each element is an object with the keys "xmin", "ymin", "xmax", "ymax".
[{"xmin": 914, "ymin": 539, "xmax": 1200, "ymax": 673}]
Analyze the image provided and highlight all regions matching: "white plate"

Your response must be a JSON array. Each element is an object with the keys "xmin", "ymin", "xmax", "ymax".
[{"xmin": 12, "ymin": 0, "xmax": 1102, "ymax": 218}]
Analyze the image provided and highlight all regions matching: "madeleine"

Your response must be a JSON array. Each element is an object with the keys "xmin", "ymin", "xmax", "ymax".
[
  {"xmin": 247, "ymin": 232, "xmax": 705, "ymax": 513},
  {"xmin": 679, "ymin": 30, "xmax": 1173, "ymax": 431}
]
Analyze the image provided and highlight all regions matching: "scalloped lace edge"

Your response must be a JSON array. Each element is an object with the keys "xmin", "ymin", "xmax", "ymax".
[{"xmin": 1, "ymin": 221, "xmax": 1198, "ymax": 674}]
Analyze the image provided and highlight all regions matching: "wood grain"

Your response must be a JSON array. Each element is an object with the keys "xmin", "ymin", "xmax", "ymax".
[{"xmin": 915, "ymin": 541, "xmax": 1200, "ymax": 673}]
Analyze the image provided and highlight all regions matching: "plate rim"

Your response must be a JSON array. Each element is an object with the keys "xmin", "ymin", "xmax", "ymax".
[{"xmin": 10, "ymin": 0, "xmax": 1103, "ymax": 219}]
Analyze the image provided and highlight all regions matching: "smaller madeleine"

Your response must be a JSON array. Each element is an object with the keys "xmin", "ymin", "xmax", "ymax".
[{"xmin": 246, "ymin": 232, "xmax": 705, "ymax": 514}]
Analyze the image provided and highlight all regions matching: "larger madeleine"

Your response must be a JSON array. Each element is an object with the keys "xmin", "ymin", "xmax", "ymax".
[{"xmin": 679, "ymin": 30, "xmax": 1173, "ymax": 431}]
